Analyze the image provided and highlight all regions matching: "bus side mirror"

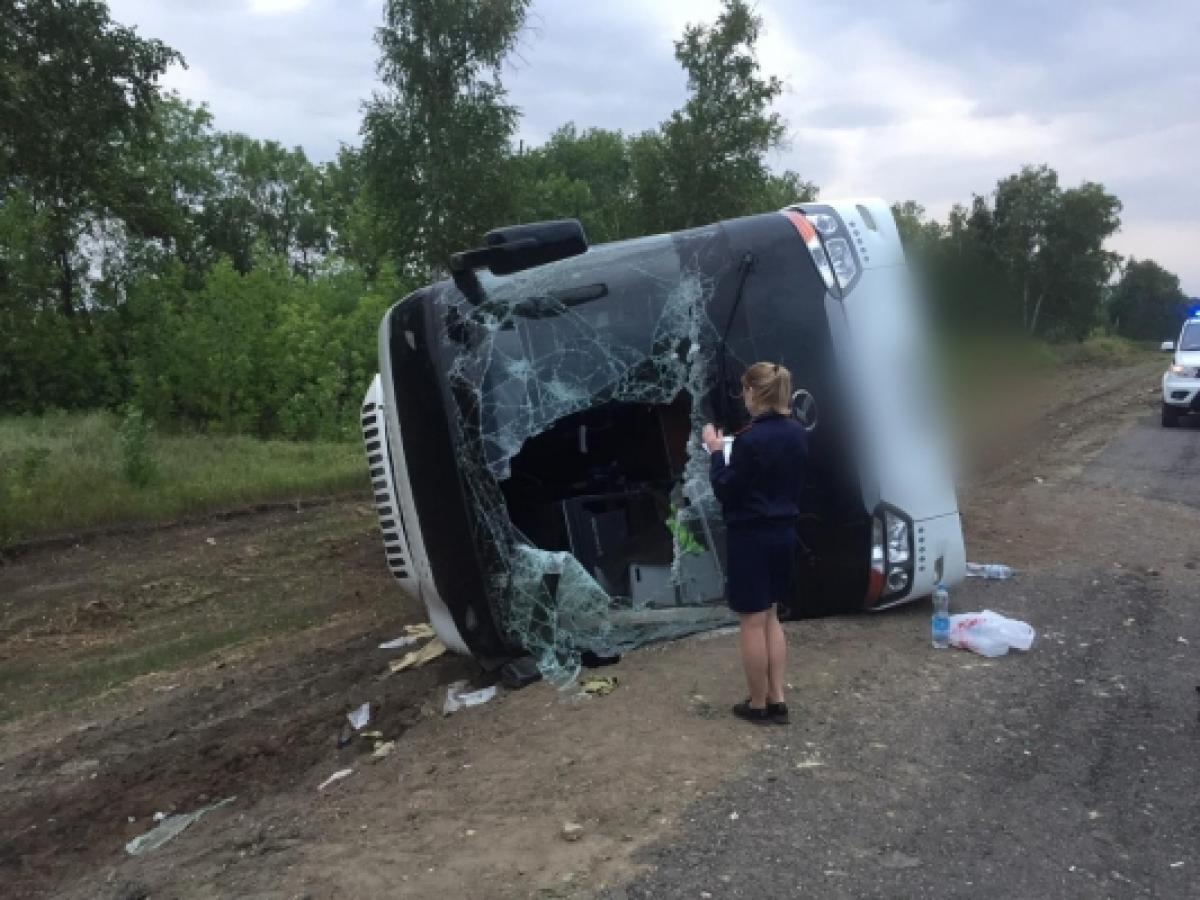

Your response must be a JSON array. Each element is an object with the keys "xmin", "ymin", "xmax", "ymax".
[
  {"xmin": 449, "ymin": 219, "xmax": 588, "ymax": 279},
  {"xmin": 483, "ymin": 220, "xmax": 588, "ymax": 275},
  {"xmin": 1160, "ymin": 341, "xmax": 1176, "ymax": 352},
  {"xmin": 449, "ymin": 220, "xmax": 588, "ymax": 304}
]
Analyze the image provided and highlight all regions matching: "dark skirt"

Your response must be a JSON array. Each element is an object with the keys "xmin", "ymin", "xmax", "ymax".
[{"xmin": 725, "ymin": 520, "xmax": 797, "ymax": 615}]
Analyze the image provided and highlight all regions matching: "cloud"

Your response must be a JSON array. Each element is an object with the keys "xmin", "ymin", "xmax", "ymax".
[
  {"xmin": 106, "ymin": 0, "xmax": 1200, "ymax": 292},
  {"xmin": 248, "ymin": 0, "xmax": 311, "ymax": 14}
]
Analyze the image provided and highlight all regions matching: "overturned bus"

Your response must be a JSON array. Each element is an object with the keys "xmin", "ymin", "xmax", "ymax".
[{"xmin": 361, "ymin": 199, "xmax": 966, "ymax": 683}]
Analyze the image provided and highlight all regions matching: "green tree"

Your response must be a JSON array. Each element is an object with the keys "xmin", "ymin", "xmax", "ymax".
[
  {"xmin": 0, "ymin": 0, "xmax": 181, "ymax": 316},
  {"xmin": 991, "ymin": 165, "xmax": 1060, "ymax": 333},
  {"xmin": 633, "ymin": 0, "xmax": 792, "ymax": 233},
  {"xmin": 512, "ymin": 124, "xmax": 635, "ymax": 243},
  {"xmin": 1036, "ymin": 181, "xmax": 1122, "ymax": 339},
  {"xmin": 988, "ymin": 165, "xmax": 1120, "ymax": 338},
  {"xmin": 1109, "ymin": 259, "xmax": 1188, "ymax": 341},
  {"xmin": 194, "ymin": 134, "xmax": 330, "ymax": 278},
  {"xmin": 360, "ymin": 0, "xmax": 531, "ymax": 277}
]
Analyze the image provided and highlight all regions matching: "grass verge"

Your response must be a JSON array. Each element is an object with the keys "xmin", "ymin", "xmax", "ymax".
[{"xmin": 0, "ymin": 411, "xmax": 368, "ymax": 547}]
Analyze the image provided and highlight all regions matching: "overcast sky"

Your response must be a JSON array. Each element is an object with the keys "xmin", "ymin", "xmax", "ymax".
[{"xmin": 108, "ymin": 0, "xmax": 1200, "ymax": 294}]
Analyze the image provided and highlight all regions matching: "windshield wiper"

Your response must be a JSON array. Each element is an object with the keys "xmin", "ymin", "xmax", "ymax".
[{"xmin": 714, "ymin": 252, "xmax": 756, "ymax": 427}]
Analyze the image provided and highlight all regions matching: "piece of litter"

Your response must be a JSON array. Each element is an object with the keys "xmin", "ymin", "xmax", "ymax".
[
  {"xmin": 465, "ymin": 829, "xmax": 476, "ymax": 837},
  {"xmin": 947, "ymin": 610, "xmax": 1035, "ymax": 657},
  {"xmin": 152, "ymin": 684, "xmax": 179, "ymax": 693},
  {"xmin": 318, "ymin": 768, "xmax": 353, "ymax": 791},
  {"xmin": 379, "ymin": 623, "xmax": 436, "ymax": 650},
  {"xmin": 389, "ymin": 638, "xmax": 447, "ymax": 673},
  {"xmin": 125, "ymin": 798, "xmax": 235, "ymax": 856},
  {"xmin": 562, "ymin": 822, "xmax": 584, "ymax": 842},
  {"xmin": 443, "ymin": 681, "xmax": 498, "ymax": 715},
  {"xmin": 795, "ymin": 757, "xmax": 824, "ymax": 769},
  {"xmin": 694, "ymin": 626, "xmax": 739, "ymax": 641},
  {"xmin": 361, "ymin": 729, "xmax": 384, "ymax": 740},
  {"xmin": 347, "ymin": 702, "xmax": 371, "ymax": 730},
  {"xmin": 580, "ymin": 675, "xmax": 618, "ymax": 697},
  {"xmin": 729, "ymin": 811, "xmax": 739, "ymax": 821},
  {"xmin": 371, "ymin": 741, "xmax": 396, "ymax": 762},
  {"xmin": 965, "ymin": 563, "xmax": 1015, "ymax": 580},
  {"xmin": 1170, "ymin": 861, "xmax": 1184, "ymax": 868},
  {"xmin": 205, "ymin": 537, "xmax": 216, "ymax": 545},
  {"xmin": 1178, "ymin": 637, "xmax": 1189, "ymax": 645},
  {"xmin": 152, "ymin": 812, "xmax": 166, "ymax": 823}
]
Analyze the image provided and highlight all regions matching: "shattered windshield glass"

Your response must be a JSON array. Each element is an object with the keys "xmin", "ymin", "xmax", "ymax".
[{"xmin": 432, "ymin": 230, "xmax": 742, "ymax": 685}]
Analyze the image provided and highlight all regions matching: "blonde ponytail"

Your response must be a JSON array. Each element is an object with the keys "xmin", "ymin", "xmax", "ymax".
[{"xmin": 741, "ymin": 362, "xmax": 792, "ymax": 416}]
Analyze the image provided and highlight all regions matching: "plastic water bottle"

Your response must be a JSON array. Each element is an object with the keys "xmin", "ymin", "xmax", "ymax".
[
  {"xmin": 965, "ymin": 563, "xmax": 1015, "ymax": 580},
  {"xmin": 931, "ymin": 582, "xmax": 950, "ymax": 649}
]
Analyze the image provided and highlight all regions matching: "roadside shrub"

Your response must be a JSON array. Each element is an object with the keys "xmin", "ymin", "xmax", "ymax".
[
  {"xmin": 117, "ymin": 407, "xmax": 158, "ymax": 487},
  {"xmin": 1063, "ymin": 334, "xmax": 1138, "ymax": 366}
]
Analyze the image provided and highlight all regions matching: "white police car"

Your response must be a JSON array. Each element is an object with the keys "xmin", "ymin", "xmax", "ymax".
[{"xmin": 1161, "ymin": 315, "xmax": 1200, "ymax": 427}]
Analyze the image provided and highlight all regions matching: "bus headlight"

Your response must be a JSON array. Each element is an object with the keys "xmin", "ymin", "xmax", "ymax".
[
  {"xmin": 885, "ymin": 511, "xmax": 910, "ymax": 564},
  {"xmin": 810, "ymin": 213, "xmax": 840, "ymax": 236},
  {"xmin": 868, "ymin": 505, "xmax": 915, "ymax": 606},
  {"xmin": 824, "ymin": 238, "xmax": 859, "ymax": 287}
]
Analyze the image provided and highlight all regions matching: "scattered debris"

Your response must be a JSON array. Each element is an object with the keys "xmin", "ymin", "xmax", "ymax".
[
  {"xmin": 693, "ymin": 625, "xmax": 740, "ymax": 641},
  {"xmin": 347, "ymin": 702, "xmax": 371, "ymax": 730},
  {"xmin": 562, "ymin": 822, "xmax": 584, "ymax": 842},
  {"xmin": 948, "ymin": 610, "xmax": 1035, "ymax": 657},
  {"xmin": 318, "ymin": 768, "xmax": 353, "ymax": 791},
  {"xmin": 371, "ymin": 741, "xmax": 396, "ymax": 762},
  {"xmin": 389, "ymin": 639, "xmax": 447, "ymax": 673},
  {"xmin": 125, "ymin": 798, "xmax": 235, "ymax": 856},
  {"xmin": 379, "ymin": 624, "xmax": 436, "ymax": 650},
  {"xmin": 443, "ymin": 681, "xmax": 498, "ymax": 715},
  {"xmin": 580, "ymin": 676, "xmax": 618, "ymax": 697},
  {"xmin": 965, "ymin": 563, "xmax": 1016, "ymax": 580}
]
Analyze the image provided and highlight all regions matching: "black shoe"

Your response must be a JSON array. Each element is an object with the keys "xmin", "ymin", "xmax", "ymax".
[
  {"xmin": 767, "ymin": 702, "xmax": 790, "ymax": 725},
  {"xmin": 732, "ymin": 701, "xmax": 774, "ymax": 725}
]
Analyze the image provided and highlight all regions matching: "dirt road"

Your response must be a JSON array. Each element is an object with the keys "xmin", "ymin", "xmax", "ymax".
[
  {"xmin": 2, "ymin": 358, "xmax": 1196, "ymax": 899},
  {"xmin": 616, "ymin": 408, "xmax": 1200, "ymax": 899}
]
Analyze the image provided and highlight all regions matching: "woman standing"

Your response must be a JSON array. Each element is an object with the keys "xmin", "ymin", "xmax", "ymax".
[{"xmin": 702, "ymin": 362, "xmax": 808, "ymax": 725}]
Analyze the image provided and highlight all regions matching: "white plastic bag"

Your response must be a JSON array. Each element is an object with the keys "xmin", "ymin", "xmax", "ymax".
[{"xmin": 948, "ymin": 610, "xmax": 1035, "ymax": 657}]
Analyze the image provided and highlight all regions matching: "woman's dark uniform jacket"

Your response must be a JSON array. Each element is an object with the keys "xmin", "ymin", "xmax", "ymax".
[{"xmin": 709, "ymin": 411, "xmax": 808, "ymax": 614}]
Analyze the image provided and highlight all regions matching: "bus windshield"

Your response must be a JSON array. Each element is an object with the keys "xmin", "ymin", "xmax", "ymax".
[{"xmin": 431, "ymin": 227, "xmax": 744, "ymax": 682}]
